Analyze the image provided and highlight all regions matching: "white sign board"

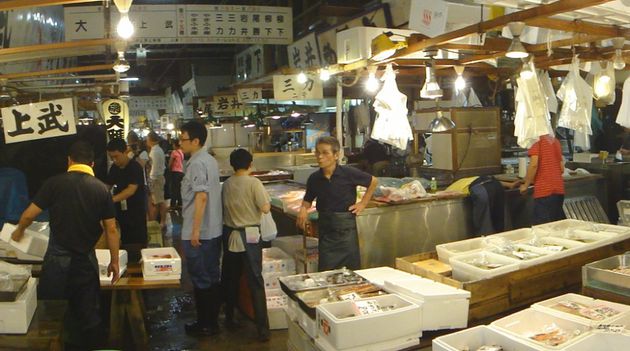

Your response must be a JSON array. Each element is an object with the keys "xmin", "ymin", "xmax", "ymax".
[
  {"xmin": 102, "ymin": 99, "xmax": 129, "ymax": 141},
  {"xmin": 65, "ymin": 5, "xmax": 292, "ymax": 45},
  {"xmin": 288, "ymin": 33, "xmax": 321, "ymax": 69},
  {"xmin": 213, "ymin": 95, "xmax": 244, "ymax": 116},
  {"xmin": 273, "ymin": 75, "xmax": 323, "ymax": 100},
  {"xmin": 235, "ymin": 45, "xmax": 266, "ymax": 81},
  {"xmin": 237, "ymin": 88, "xmax": 262, "ymax": 102},
  {"xmin": 64, "ymin": 6, "xmax": 106, "ymax": 41},
  {"xmin": 409, "ymin": 0, "xmax": 448, "ymax": 38},
  {"xmin": 128, "ymin": 96, "xmax": 170, "ymax": 110},
  {"xmin": 2, "ymin": 98, "xmax": 77, "ymax": 144}
]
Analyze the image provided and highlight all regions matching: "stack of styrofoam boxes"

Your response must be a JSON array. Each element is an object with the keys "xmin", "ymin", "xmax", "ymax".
[
  {"xmin": 0, "ymin": 277, "xmax": 37, "ymax": 334},
  {"xmin": 531, "ymin": 293, "xmax": 630, "ymax": 327},
  {"xmin": 140, "ymin": 247, "xmax": 181, "ymax": 281},
  {"xmin": 272, "ymin": 235, "xmax": 318, "ymax": 273},
  {"xmin": 262, "ymin": 247, "xmax": 295, "ymax": 330},
  {"xmin": 96, "ymin": 249, "xmax": 128, "ymax": 285},
  {"xmin": 315, "ymin": 294, "xmax": 422, "ymax": 351},
  {"xmin": 0, "ymin": 222, "xmax": 49, "ymax": 261}
]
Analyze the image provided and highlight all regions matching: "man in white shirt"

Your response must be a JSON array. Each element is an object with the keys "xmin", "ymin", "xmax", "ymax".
[{"xmin": 147, "ymin": 132, "xmax": 167, "ymax": 229}]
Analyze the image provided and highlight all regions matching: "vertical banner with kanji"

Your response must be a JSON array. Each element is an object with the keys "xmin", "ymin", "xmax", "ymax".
[
  {"xmin": 102, "ymin": 99, "xmax": 130, "ymax": 141},
  {"xmin": 2, "ymin": 98, "xmax": 77, "ymax": 144},
  {"xmin": 287, "ymin": 33, "xmax": 321, "ymax": 69},
  {"xmin": 273, "ymin": 75, "xmax": 323, "ymax": 100}
]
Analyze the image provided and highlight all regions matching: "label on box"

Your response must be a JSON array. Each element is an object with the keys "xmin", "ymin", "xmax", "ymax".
[{"xmin": 352, "ymin": 300, "xmax": 382, "ymax": 316}]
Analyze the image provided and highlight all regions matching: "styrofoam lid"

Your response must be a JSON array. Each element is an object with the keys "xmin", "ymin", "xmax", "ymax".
[
  {"xmin": 355, "ymin": 266, "xmax": 418, "ymax": 286},
  {"xmin": 385, "ymin": 279, "xmax": 470, "ymax": 300}
]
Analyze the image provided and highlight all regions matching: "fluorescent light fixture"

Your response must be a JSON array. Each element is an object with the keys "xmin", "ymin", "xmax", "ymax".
[
  {"xmin": 505, "ymin": 22, "xmax": 529, "ymax": 59},
  {"xmin": 420, "ymin": 63, "xmax": 443, "ymax": 99},
  {"xmin": 117, "ymin": 14, "xmax": 134, "ymax": 40},
  {"xmin": 120, "ymin": 77, "xmax": 139, "ymax": 81},
  {"xmin": 297, "ymin": 72, "xmax": 307, "ymax": 84}
]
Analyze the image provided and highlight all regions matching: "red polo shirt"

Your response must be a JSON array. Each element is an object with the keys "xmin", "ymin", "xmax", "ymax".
[{"xmin": 528, "ymin": 135, "xmax": 564, "ymax": 199}]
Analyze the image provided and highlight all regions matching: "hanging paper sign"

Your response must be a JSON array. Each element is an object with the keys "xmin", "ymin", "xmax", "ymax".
[
  {"xmin": 287, "ymin": 33, "xmax": 321, "ymax": 69},
  {"xmin": 409, "ymin": 0, "xmax": 448, "ymax": 38},
  {"xmin": 235, "ymin": 45, "xmax": 266, "ymax": 81},
  {"xmin": 2, "ymin": 98, "xmax": 77, "ymax": 144},
  {"xmin": 64, "ymin": 5, "xmax": 106, "ymax": 41},
  {"xmin": 213, "ymin": 95, "xmax": 244, "ymax": 116},
  {"xmin": 273, "ymin": 75, "xmax": 323, "ymax": 100},
  {"xmin": 102, "ymin": 99, "xmax": 130, "ymax": 141},
  {"xmin": 237, "ymin": 88, "xmax": 262, "ymax": 103}
]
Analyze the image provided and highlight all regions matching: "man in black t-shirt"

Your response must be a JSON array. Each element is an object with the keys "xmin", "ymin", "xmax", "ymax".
[
  {"xmin": 11, "ymin": 141, "xmax": 119, "ymax": 350},
  {"xmin": 106, "ymin": 138, "xmax": 148, "ymax": 261}
]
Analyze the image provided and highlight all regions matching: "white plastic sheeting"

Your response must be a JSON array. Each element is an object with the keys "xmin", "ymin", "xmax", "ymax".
[
  {"xmin": 616, "ymin": 77, "xmax": 630, "ymax": 128},
  {"xmin": 557, "ymin": 59, "xmax": 594, "ymax": 150},
  {"xmin": 371, "ymin": 64, "xmax": 413, "ymax": 150},
  {"xmin": 513, "ymin": 61, "xmax": 553, "ymax": 149}
]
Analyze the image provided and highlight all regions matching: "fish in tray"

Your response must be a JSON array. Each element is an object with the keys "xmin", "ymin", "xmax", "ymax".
[
  {"xmin": 552, "ymin": 300, "xmax": 621, "ymax": 321},
  {"xmin": 527, "ymin": 324, "xmax": 582, "ymax": 347}
]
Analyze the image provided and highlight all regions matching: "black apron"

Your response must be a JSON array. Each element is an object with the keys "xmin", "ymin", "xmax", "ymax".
[
  {"xmin": 317, "ymin": 212, "xmax": 361, "ymax": 271},
  {"xmin": 39, "ymin": 243, "xmax": 101, "ymax": 345}
]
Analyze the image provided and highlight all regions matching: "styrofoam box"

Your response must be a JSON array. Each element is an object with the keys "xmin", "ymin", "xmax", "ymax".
[
  {"xmin": 450, "ymin": 251, "xmax": 521, "ymax": 282},
  {"xmin": 262, "ymin": 271, "xmax": 287, "ymax": 290},
  {"xmin": 0, "ymin": 223, "xmax": 49, "ymax": 258},
  {"xmin": 355, "ymin": 266, "xmax": 417, "ymax": 288},
  {"xmin": 285, "ymin": 296, "xmax": 299, "ymax": 322},
  {"xmin": 265, "ymin": 288, "xmax": 288, "ymax": 309},
  {"xmin": 96, "ymin": 249, "xmax": 128, "ymax": 285},
  {"xmin": 141, "ymin": 247, "xmax": 181, "ymax": 281},
  {"xmin": 384, "ymin": 277, "xmax": 469, "ymax": 331},
  {"xmin": 316, "ymin": 294, "xmax": 422, "ymax": 350},
  {"xmin": 490, "ymin": 308, "xmax": 592, "ymax": 350},
  {"xmin": 608, "ymin": 310, "xmax": 630, "ymax": 327},
  {"xmin": 563, "ymin": 333, "xmax": 630, "ymax": 351},
  {"xmin": 432, "ymin": 325, "xmax": 540, "ymax": 351},
  {"xmin": 297, "ymin": 301, "xmax": 318, "ymax": 339},
  {"xmin": 287, "ymin": 314, "xmax": 318, "ymax": 351},
  {"xmin": 0, "ymin": 277, "xmax": 37, "ymax": 334},
  {"xmin": 436, "ymin": 237, "xmax": 486, "ymax": 263},
  {"xmin": 531, "ymin": 293, "xmax": 630, "ymax": 326},
  {"xmin": 272, "ymin": 235, "xmax": 318, "ymax": 257},
  {"xmin": 268, "ymin": 306, "xmax": 288, "ymax": 330},
  {"xmin": 262, "ymin": 247, "xmax": 296, "ymax": 275},
  {"xmin": 315, "ymin": 332, "xmax": 419, "ymax": 351}
]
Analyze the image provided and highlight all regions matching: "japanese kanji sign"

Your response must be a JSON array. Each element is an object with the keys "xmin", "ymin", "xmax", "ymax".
[
  {"xmin": 212, "ymin": 95, "xmax": 244, "ymax": 116},
  {"xmin": 102, "ymin": 99, "xmax": 129, "ymax": 141},
  {"xmin": 235, "ymin": 45, "xmax": 266, "ymax": 82},
  {"xmin": 65, "ymin": 5, "xmax": 292, "ymax": 45},
  {"xmin": 237, "ymin": 88, "xmax": 262, "ymax": 103},
  {"xmin": 2, "ymin": 98, "xmax": 77, "ymax": 144},
  {"xmin": 273, "ymin": 75, "xmax": 323, "ymax": 100},
  {"xmin": 288, "ymin": 33, "xmax": 321, "ymax": 69}
]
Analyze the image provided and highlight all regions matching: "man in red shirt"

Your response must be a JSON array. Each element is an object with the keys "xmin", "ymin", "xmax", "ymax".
[{"xmin": 520, "ymin": 134, "xmax": 566, "ymax": 224}]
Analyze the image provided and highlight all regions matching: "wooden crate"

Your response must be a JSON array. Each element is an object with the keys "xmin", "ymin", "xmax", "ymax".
[{"xmin": 396, "ymin": 238, "xmax": 630, "ymax": 322}]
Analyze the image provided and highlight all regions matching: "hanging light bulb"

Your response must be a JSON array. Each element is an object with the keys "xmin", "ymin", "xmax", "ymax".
[
  {"xmin": 505, "ymin": 22, "xmax": 529, "ymax": 59},
  {"xmin": 113, "ymin": 52, "xmax": 130, "ymax": 73},
  {"xmin": 365, "ymin": 70, "xmax": 379, "ymax": 93},
  {"xmin": 117, "ymin": 14, "xmax": 134, "ymax": 40},
  {"xmin": 613, "ymin": 49, "xmax": 626, "ymax": 70},
  {"xmin": 319, "ymin": 67, "xmax": 330, "ymax": 81},
  {"xmin": 520, "ymin": 61, "xmax": 535, "ymax": 80},
  {"xmin": 454, "ymin": 66, "xmax": 466, "ymax": 92},
  {"xmin": 420, "ymin": 61, "xmax": 443, "ymax": 99},
  {"xmin": 595, "ymin": 61, "xmax": 612, "ymax": 98},
  {"xmin": 297, "ymin": 71, "xmax": 307, "ymax": 84}
]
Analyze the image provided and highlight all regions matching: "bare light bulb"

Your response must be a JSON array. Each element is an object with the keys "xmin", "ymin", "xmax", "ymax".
[
  {"xmin": 613, "ymin": 49, "xmax": 626, "ymax": 70},
  {"xmin": 455, "ymin": 75, "xmax": 466, "ymax": 92},
  {"xmin": 117, "ymin": 14, "xmax": 134, "ymax": 40},
  {"xmin": 365, "ymin": 72, "xmax": 379, "ymax": 92},
  {"xmin": 297, "ymin": 72, "xmax": 307, "ymax": 84},
  {"xmin": 319, "ymin": 68, "xmax": 330, "ymax": 81}
]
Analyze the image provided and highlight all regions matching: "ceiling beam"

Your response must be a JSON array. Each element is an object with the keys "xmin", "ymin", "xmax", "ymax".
[
  {"xmin": 0, "ymin": 39, "xmax": 115, "ymax": 64},
  {"xmin": 0, "ymin": 0, "xmax": 97, "ymax": 11},
  {"xmin": 391, "ymin": 0, "xmax": 614, "ymax": 60},
  {"xmin": 0, "ymin": 64, "xmax": 114, "ymax": 80},
  {"xmin": 526, "ymin": 17, "xmax": 628, "ymax": 38}
]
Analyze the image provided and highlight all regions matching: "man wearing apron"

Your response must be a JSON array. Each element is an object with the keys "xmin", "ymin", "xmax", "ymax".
[
  {"xmin": 11, "ymin": 141, "xmax": 120, "ymax": 350},
  {"xmin": 297, "ymin": 136, "xmax": 378, "ymax": 271}
]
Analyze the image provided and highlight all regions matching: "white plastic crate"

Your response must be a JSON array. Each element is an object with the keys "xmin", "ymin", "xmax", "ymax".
[
  {"xmin": 520, "ymin": 236, "xmax": 587, "ymax": 258},
  {"xmin": 0, "ymin": 223, "xmax": 49, "ymax": 258},
  {"xmin": 449, "ymin": 251, "xmax": 521, "ymax": 282},
  {"xmin": 262, "ymin": 247, "xmax": 296, "ymax": 274},
  {"xmin": 141, "ymin": 247, "xmax": 181, "ymax": 281},
  {"xmin": 533, "ymin": 219, "xmax": 592, "ymax": 233},
  {"xmin": 490, "ymin": 308, "xmax": 591, "ymax": 350},
  {"xmin": 563, "ymin": 333, "xmax": 630, "ymax": 351},
  {"xmin": 384, "ymin": 278, "xmax": 469, "ymax": 331},
  {"xmin": 96, "ymin": 249, "xmax": 128, "ymax": 285},
  {"xmin": 432, "ymin": 325, "xmax": 540, "ymax": 351},
  {"xmin": 531, "ymin": 293, "xmax": 630, "ymax": 326},
  {"xmin": 0, "ymin": 277, "xmax": 37, "ymax": 334},
  {"xmin": 262, "ymin": 271, "xmax": 287, "ymax": 290},
  {"xmin": 436, "ymin": 237, "xmax": 486, "ymax": 263},
  {"xmin": 268, "ymin": 306, "xmax": 288, "ymax": 330},
  {"xmin": 316, "ymin": 294, "xmax": 422, "ymax": 350},
  {"xmin": 355, "ymin": 266, "xmax": 418, "ymax": 287},
  {"xmin": 315, "ymin": 333, "xmax": 419, "ymax": 351},
  {"xmin": 490, "ymin": 228, "xmax": 536, "ymax": 242},
  {"xmin": 489, "ymin": 242, "xmax": 555, "ymax": 269}
]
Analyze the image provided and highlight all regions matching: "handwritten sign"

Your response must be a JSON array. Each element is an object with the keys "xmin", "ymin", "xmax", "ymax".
[
  {"xmin": 273, "ymin": 75, "xmax": 323, "ymax": 100},
  {"xmin": 2, "ymin": 98, "xmax": 77, "ymax": 144}
]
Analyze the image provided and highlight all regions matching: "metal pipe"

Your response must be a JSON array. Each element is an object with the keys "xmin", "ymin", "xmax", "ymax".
[{"xmin": 336, "ymin": 79, "xmax": 344, "ymax": 162}]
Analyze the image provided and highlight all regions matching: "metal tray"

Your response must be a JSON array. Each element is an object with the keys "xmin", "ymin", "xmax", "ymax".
[
  {"xmin": 582, "ymin": 253, "xmax": 630, "ymax": 292},
  {"xmin": 0, "ymin": 276, "xmax": 29, "ymax": 302},
  {"xmin": 279, "ymin": 269, "xmax": 366, "ymax": 301},
  {"xmin": 294, "ymin": 283, "xmax": 384, "ymax": 319}
]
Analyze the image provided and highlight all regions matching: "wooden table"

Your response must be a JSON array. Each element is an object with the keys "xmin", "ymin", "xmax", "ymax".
[
  {"xmin": 101, "ymin": 263, "xmax": 180, "ymax": 351},
  {"xmin": 0, "ymin": 300, "xmax": 66, "ymax": 351}
]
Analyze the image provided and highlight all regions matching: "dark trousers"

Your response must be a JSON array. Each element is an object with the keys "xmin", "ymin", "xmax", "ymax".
[
  {"xmin": 533, "ymin": 194, "xmax": 566, "ymax": 225},
  {"xmin": 170, "ymin": 171, "xmax": 184, "ymax": 207},
  {"xmin": 221, "ymin": 227, "xmax": 269, "ymax": 334},
  {"xmin": 470, "ymin": 176, "xmax": 505, "ymax": 236}
]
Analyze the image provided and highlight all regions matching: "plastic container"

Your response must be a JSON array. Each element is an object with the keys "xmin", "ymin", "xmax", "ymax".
[
  {"xmin": 355, "ymin": 266, "xmax": 418, "ymax": 287},
  {"xmin": 490, "ymin": 228, "xmax": 536, "ymax": 242},
  {"xmin": 563, "ymin": 333, "xmax": 630, "ymax": 351},
  {"xmin": 296, "ymin": 302, "xmax": 318, "ymax": 339},
  {"xmin": 436, "ymin": 237, "xmax": 487, "ymax": 263},
  {"xmin": 262, "ymin": 247, "xmax": 296, "ymax": 275},
  {"xmin": 285, "ymin": 295, "xmax": 299, "ymax": 322},
  {"xmin": 0, "ymin": 223, "xmax": 49, "ymax": 258},
  {"xmin": 263, "ymin": 271, "xmax": 287, "ymax": 290},
  {"xmin": 315, "ymin": 333, "xmax": 419, "ymax": 351},
  {"xmin": 96, "ymin": 249, "xmax": 128, "ymax": 285},
  {"xmin": 316, "ymin": 294, "xmax": 422, "ymax": 350},
  {"xmin": 531, "ymin": 293, "xmax": 630, "ymax": 326},
  {"xmin": 140, "ymin": 247, "xmax": 181, "ymax": 281},
  {"xmin": 384, "ymin": 277, "xmax": 469, "ymax": 331},
  {"xmin": 522, "ymin": 236, "xmax": 587, "ymax": 257},
  {"xmin": 0, "ymin": 277, "xmax": 37, "ymax": 334},
  {"xmin": 268, "ymin": 306, "xmax": 288, "ymax": 330},
  {"xmin": 432, "ymin": 325, "xmax": 540, "ymax": 351},
  {"xmin": 490, "ymin": 308, "xmax": 591, "ymax": 350},
  {"xmin": 449, "ymin": 251, "xmax": 521, "ymax": 282},
  {"xmin": 265, "ymin": 288, "xmax": 288, "ymax": 309}
]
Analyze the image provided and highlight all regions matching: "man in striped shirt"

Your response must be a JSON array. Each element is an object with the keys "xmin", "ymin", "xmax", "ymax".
[{"xmin": 520, "ymin": 134, "xmax": 566, "ymax": 224}]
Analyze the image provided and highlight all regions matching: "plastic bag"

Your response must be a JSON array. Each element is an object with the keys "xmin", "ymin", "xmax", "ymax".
[
  {"xmin": 260, "ymin": 212, "xmax": 278, "ymax": 242},
  {"xmin": 371, "ymin": 64, "xmax": 413, "ymax": 150}
]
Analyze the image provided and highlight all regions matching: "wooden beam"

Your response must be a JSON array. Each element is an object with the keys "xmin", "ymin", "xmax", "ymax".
[
  {"xmin": 526, "ymin": 17, "xmax": 628, "ymax": 38},
  {"xmin": 0, "ymin": 64, "xmax": 114, "ymax": 80},
  {"xmin": 0, "ymin": 0, "xmax": 96, "ymax": 11},
  {"xmin": 392, "ymin": 0, "xmax": 614, "ymax": 60},
  {"xmin": 0, "ymin": 38, "xmax": 114, "ymax": 56},
  {"xmin": 0, "ymin": 39, "xmax": 114, "ymax": 64}
]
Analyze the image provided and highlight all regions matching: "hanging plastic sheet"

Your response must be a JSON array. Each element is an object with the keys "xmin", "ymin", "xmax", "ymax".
[
  {"xmin": 557, "ymin": 58, "xmax": 593, "ymax": 138},
  {"xmin": 371, "ymin": 64, "xmax": 413, "ymax": 150},
  {"xmin": 468, "ymin": 88, "xmax": 483, "ymax": 107},
  {"xmin": 616, "ymin": 77, "xmax": 630, "ymax": 128},
  {"xmin": 540, "ymin": 71, "xmax": 558, "ymax": 114},
  {"xmin": 513, "ymin": 61, "xmax": 553, "ymax": 149}
]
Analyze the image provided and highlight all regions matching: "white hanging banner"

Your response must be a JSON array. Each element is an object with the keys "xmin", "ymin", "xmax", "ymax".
[
  {"xmin": 273, "ymin": 75, "xmax": 323, "ymax": 100},
  {"xmin": 409, "ymin": 0, "xmax": 448, "ymax": 38},
  {"xmin": 2, "ymin": 98, "xmax": 77, "ymax": 144},
  {"xmin": 102, "ymin": 99, "xmax": 130, "ymax": 141},
  {"xmin": 287, "ymin": 33, "xmax": 321, "ymax": 69},
  {"xmin": 235, "ymin": 45, "xmax": 266, "ymax": 81},
  {"xmin": 237, "ymin": 88, "xmax": 262, "ymax": 102}
]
